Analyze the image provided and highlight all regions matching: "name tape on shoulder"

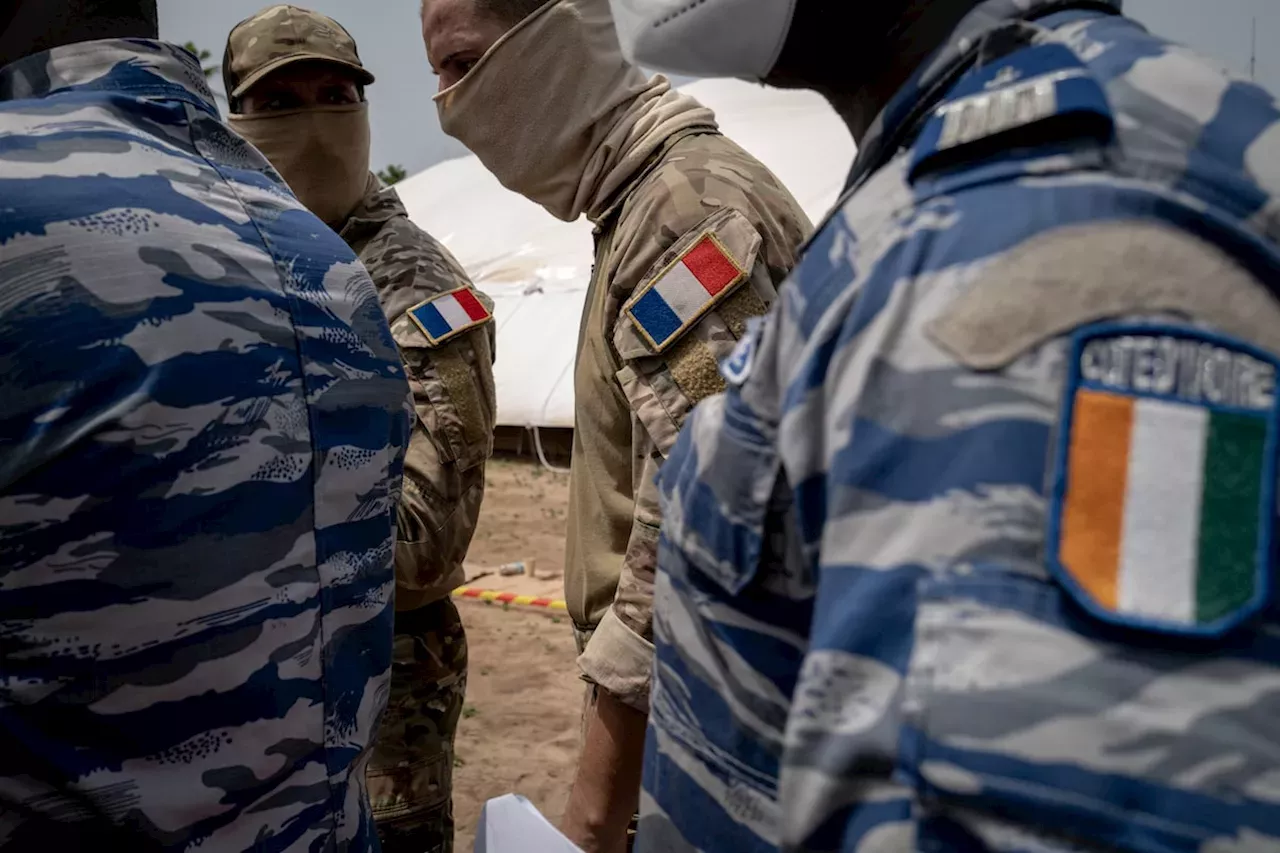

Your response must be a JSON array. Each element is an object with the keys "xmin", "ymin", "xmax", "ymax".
[
  {"xmin": 936, "ymin": 72, "xmax": 1064, "ymax": 151},
  {"xmin": 910, "ymin": 42, "xmax": 1113, "ymax": 179},
  {"xmin": 1048, "ymin": 325, "xmax": 1279, "ymax": 638},
  {"xmin": 408, "ymin": 286, "xmax": 492, "ymax": 346},
  {"xmin": 626, "ymin": 232, "xmax": 747, "ymax": 353}
]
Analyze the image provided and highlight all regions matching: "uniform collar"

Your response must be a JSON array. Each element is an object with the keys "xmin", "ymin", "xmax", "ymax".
[
  {"xmin": 0, "ymin": 38, "xmax": 220, "ymax": 117},
  {"xmin": 845, "ymin": 0, "xmax": 1123, "ymax": 194}
]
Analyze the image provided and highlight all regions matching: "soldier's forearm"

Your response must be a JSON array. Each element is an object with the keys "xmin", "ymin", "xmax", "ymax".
[{"xmin": 561, "ymin": 688, "xmax": 646, "ymax": 853}]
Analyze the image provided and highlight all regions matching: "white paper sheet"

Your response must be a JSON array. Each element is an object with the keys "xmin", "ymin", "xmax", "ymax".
[{"xmin": 473, "ymin": 794, "xmax": 585, "ymax": 853}]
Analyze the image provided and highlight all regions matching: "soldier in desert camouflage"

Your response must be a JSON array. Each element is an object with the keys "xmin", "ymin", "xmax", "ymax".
[
  {"xmin": 418, "ymin": 0, "xmax": 810, "ymax": 849},
  {"xmin": 223, "ymin": 8, "xmax": 497, "ymax": 852}
]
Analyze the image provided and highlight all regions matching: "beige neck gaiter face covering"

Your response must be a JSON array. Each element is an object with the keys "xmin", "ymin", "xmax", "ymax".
[
  {"xmin": 434, "ymin": 0, "xmax": 718, "ymax": 223},
  {"xmin": 229, "ymin": 103, "xmax": 372, "ymax": 228}
]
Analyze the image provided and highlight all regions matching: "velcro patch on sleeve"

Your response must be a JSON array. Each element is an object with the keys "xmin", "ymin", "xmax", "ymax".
[
  {"xmin": 408, "ymin": 286, "xmax": 492, "ymax": 347},
  {"xmin": 624, "ymin": 231, "xmax": 748, "ymax": 354},
  {"xmin": 1047, "ymin": 323, "xmax": 1279, "ymax": 638}
]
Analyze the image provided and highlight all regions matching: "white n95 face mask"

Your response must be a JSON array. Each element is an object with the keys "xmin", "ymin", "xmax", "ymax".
[{"xmin": 609, "ymin": 0, "xmax": 798, "ymax": 79}]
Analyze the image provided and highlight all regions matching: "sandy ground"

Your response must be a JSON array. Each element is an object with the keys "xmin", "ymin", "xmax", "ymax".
[{"xmin": 451, "ymin": 456, "xmax": 582, "ymax": 851}]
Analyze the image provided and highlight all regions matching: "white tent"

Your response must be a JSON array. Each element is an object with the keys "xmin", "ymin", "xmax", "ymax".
[{"xmin": 396, "ymin": 78, "xmax": 854, "ymax": 429}]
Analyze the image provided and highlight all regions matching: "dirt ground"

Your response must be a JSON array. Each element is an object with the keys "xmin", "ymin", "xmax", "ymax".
[{"xmin": 451, "ymin": 455, "xmax": 582, "ymax": 851}]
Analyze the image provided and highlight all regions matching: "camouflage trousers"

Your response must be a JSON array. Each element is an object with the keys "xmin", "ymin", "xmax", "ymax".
[{"xmin": 368, "ymin": 597, "xmax": 468, "ymax": 853}]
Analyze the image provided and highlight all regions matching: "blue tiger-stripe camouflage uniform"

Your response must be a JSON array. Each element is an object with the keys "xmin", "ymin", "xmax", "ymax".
[
  {"xmin": 0, "ymin": 39, "xmax": 411, "ymax": 850},
  {"xmin": 641, "ymin": 2, "xmax": 1280, "ymax": 852}
]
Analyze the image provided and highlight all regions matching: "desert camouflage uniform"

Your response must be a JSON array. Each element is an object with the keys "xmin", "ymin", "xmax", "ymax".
[
  {"xmin": 0, "ymin": 40, "xmax": 410, "ymax": 851},
  {"xmin": 641, "ymin": 3, "xmax": 1280, "ymax": 852},
  {"xmin": 339, "ymin": 177, "xmax": 496, "ymax": 853},
  {"xmin": 568, "ymin": 128, "xmax": 811, "ymax": 711}
]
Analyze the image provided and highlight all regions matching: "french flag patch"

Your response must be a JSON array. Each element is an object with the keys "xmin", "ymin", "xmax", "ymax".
[
  {"xmin": 408, "ymin": 286, "xmax": 492, "ymax": 346},
  {"xmin": 625, "ymin": 232, "xmax": 747, "ymax": 352}
]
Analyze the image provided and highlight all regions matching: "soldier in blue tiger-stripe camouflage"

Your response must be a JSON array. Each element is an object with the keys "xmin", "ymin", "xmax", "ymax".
[
  {"xmin": 618, "ymin": 1, "xmax": 1280, "ymax": 851},
  {"xmin": 0, "ymin": 3, "xmax": 411, "ymax": 850}
]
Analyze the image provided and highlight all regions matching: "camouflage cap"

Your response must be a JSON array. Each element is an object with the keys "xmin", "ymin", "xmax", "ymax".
[{"xmin": 224, "ymin": 4, "xmax": 376, "ymax": 100}]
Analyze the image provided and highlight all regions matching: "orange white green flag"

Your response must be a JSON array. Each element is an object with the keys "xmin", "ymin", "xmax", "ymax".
[{"xmin": 1049, "ymin": 326, "xmax": 1278, "ymax": 636}]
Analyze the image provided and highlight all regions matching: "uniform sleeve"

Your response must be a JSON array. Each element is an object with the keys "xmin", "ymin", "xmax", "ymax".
[
  {"xmin": 577, "ymin": 207, "xmax": 783, "ymax": 710},
  {"xmin": 386, "ymin": 277, "xmax": 497, "ymax": 611}
]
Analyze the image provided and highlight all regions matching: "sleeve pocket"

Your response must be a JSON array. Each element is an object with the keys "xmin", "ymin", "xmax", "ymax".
[{"xmin": 399, "ymin": 328, "xmax": 495, "ymax": 473}]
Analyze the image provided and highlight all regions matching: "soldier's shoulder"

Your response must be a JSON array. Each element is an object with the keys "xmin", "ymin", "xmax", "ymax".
[
  {"xmin": 357, "ymin": 201, "xmax": 494, "ymax": 351},
  {"xmin": 607, "ymin": 131, "xmax": 807, "ymax": 297},
  {"xmin": 651, "ymin": 131, "xmax": 780, "ymax": 187},
  {"xmin": 360, "ymin": 207, "xmax": 455, "ymax": 266},
  {"xmin": 623, "ymin": 131, "xmax": 800, "ymax": 231},
  {"xmin": 358, "ymin": 204, "xmax": 473, "ymax": 302},
  {"xmin": 904, "ymin": 14, "xmax": 1280, "ymax": 196},
  {"xmin": 1083, "ymin": 14, "xmax": 1280, "ymax": 189}
]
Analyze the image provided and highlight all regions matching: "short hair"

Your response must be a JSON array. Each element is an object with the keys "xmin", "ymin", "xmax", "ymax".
[
  {"xmin": 421, "ymin": 0, "xmax": 549, "ymax": 30},
  {"xmin": 476, "ymin": 0, "xmax": 550, "ymax": 27}
]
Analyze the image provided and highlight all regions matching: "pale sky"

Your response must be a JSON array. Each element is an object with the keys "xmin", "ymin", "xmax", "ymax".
[{"xmin": 158, "ymin": 0, "xmax": 1280, "ymax": 178}]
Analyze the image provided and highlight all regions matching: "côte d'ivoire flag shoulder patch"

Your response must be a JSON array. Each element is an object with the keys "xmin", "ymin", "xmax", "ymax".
[
  {"xmin": 408, "ymin": 286, "xmax": 492, "ymax": 347},
  {"xmin": 1048, "ymin": 324, "xmax": 1279, "ymax": 637}
]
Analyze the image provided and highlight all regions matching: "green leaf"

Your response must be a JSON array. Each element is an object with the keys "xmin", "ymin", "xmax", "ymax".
[
  {"xmin": 182, "ymin": 42, "xmax": 219, "ymax": 80},
  {"xmin": 377, "ymin": 164, "xmax": 408, "ymax": 185}
]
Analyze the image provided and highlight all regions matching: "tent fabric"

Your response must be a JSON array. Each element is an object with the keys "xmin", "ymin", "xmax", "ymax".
[{"xmin": 396, "ymin": 78, "xmax": 855, "ymax": 429}]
